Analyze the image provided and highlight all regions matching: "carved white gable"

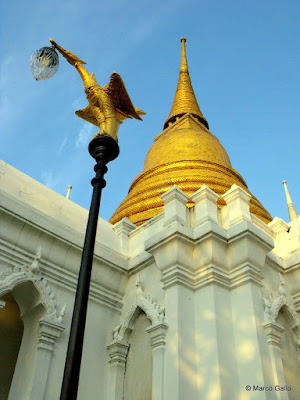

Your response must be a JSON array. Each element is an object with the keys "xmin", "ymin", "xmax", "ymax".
[
  {"xmin": 263, "ymin": 273, "xmax": 300, "ymax": 336},
  {"xmin": 0, "ymin": 247, "xmax": 65, "ymax": 322},
  {"xmin": 112, "ymin": 276, "xmax": 165, "ymax": 342}
]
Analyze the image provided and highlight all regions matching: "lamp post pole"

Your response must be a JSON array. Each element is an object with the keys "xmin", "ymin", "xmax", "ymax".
[
  {"xmin": 30, "ymin": 38, "xmax": 144, "ymax": 399},
  {"xmin": 59, "ymin": 135, "xmax": 119, "ymax": 400}
]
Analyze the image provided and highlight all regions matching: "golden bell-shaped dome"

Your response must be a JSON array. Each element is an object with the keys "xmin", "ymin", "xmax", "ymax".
[{"xmin": 110, "ymin": 39, "xmax": 272, "ymax": 227}]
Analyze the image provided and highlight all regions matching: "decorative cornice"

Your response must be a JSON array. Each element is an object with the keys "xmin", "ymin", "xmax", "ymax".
[
  {"xmin": 229, "ymin": 263, "xmax": 263, "ymax": 289},
  {"xmin": 161, "ymin": 264, "xmax": 195, "ymax": 290},
  {"xmin": 251, "ymin": 214, "xmax": 274, "ymax": 238},
  {"xmin": 268, "ymin": 217, "xmax": 289, "ymax": 237},
  {"xmin": 194, "ymin": 265, "xmax": 230, "ymax": 289},
  {"xmin": 227, "ymin": 224, "xmax": 273, "ymax": 252},
  {"xmin": 0, "ymin": 239, "xmax": 124, "ymax": 312},
  {"xmin": 265, "ymin": 253, "xmax": 285, "ymax": 273},
  {"xmin": 160, "ymin": 262, "xmax": 263, "ymax": 291},
  {"xmin": 128, "ymin": 252, "xmax": 154, "ymax": 275}
]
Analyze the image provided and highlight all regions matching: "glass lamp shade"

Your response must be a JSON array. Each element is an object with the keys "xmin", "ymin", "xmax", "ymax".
[{"xmin": 30, "ymin": 47, "xmax": 59, "ymax": 81}]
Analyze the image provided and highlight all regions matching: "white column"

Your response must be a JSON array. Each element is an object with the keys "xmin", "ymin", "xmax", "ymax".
[
  {"xmin": 227, "ymin": 223, "xmax": 274, "ymax": 399},
  {"xmin": 263, "ymin": 322, "xmax": 288, "ymax": 400},
  {"xmin": 194, "ymin": 284, "xmax": 239, "ymax": 400},
  {"xmin": 107, "ymin": 341, "xmax": 130, "ymax": 400},
  {"xmin": 146, "ymin": 322, "xmax": 168, "ymax": 400},
  {"xmin": 162, "ymin": 284, "xmax": 198, "ymax": 400},
  {"xmin": 231, "ymin": 282, "xmax": 274, "ymax": 399},
  {"xmin": 30, "ymin": 318, "xmax": 64, "ymax": 400}
]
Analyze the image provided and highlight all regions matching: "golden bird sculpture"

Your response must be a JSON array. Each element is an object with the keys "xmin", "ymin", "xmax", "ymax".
[{"xmin": 50, "ymin": 39, "xmax": 145, "ymax": 142}]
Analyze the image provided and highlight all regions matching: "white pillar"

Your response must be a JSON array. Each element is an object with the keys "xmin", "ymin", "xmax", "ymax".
[
  {"xmin": 227, "ymin": 223, "xmax": 274, "ymax": 399},
  {"xmin": 30, "ymin": 318, "xmax": 64, "ymax": 400},
  {"xmin": 194, "ymin": 284, "xmax": 239, "ymax": 400},
  {"xmin": 162, "ymin": 284, "xmax": 198, "ymax": 400},
  {"xmin": 263, "ymin": 322, "xmax": 288, "ymax": 400},
  {"xmin": 146, "ymin": 322, "xmax": 168, "ymax": 400},
  {"xmin": 107, "ymin": 341, "xmax": 130, "ymax": 400},
  {"xmin": 231, "ymin": 282, "xmax": 274, "ymax": 399}
]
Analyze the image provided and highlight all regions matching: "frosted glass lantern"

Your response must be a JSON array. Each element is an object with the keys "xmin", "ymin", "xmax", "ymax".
[{"xmin": 30, "ymin": 47, "xmax": 59, "ymax": 81}]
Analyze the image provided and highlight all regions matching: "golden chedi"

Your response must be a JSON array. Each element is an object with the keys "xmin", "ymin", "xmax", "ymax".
[{"xmin": 110, "ymin": 38, "xmax": 272, "ymax": 226}]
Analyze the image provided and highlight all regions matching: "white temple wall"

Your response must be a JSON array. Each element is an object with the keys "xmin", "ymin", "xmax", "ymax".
[{"xmin": 1, "ymin": 161, "xmax": 299, "ymax": 400}]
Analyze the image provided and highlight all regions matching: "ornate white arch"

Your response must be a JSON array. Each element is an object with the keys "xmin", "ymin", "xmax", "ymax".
[
  {"xmin": 107, "ymin": 276, "xmax": 168, "ymax": 400},
  {"xmin": 112, "ymin": 278, "xmax": 165, "ymax": 342},
  {"xmin": 263, "ymin": 273, "xmax": 300, "ymax": 389},
  {"xmin": 263, "ymin": 273, "xmax": 300, "ymax": 338},
  {"xmin": 0, "ymin": 247, "xmax": 65, "ymax": 322},
  {"xmin": 0, "ymin": 248, "xmax": 66, "ymax": 400}
]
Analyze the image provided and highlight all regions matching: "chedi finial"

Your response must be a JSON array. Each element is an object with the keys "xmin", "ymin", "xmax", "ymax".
[{"xmin": 163, "ymin": 37, "xmax": 209, "ymax": 130}]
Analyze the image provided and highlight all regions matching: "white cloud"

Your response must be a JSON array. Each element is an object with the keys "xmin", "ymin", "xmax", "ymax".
[
  {"xmin": 58, "ymin": 136, "xmax": 68, "ymax": 154},
  {"xmin": 41, "ymin": 170, "xmax": 59, "ymax": 189},
  {"xmin": 0, "ymin": 56, "xmax": 14, "ymax": 123},
  {"xmin": 75, "ymin": 122, "xmax": 94, "ymax": 148},
  {"xmin": 72, "ymin": 96, "xmax": 86, "ymax": 110}
]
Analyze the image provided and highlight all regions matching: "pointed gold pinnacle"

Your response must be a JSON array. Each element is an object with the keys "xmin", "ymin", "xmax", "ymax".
[
  {"xmin": 282, "ymin": 180, "xmax": 298, "ymax": 222},
  {"xmin": 163, "ymin": 38, "xmax": 208, "ymax": 130}
]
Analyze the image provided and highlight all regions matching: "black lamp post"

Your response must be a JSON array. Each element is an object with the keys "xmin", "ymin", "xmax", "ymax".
[
  {"xmin": 30, "ymin": 39, "xmax": 144, "ymax": 399},
  {"xmin": 59, "ymin": 136, "xmax": 119, "ymax": 400}
]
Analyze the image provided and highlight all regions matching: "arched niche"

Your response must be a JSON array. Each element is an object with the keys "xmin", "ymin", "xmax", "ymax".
[
  {"xmin": 263, "ymin": 274, "xmax": 300, "ymax": 394},
  {"xmin": 124, "ymin": 309, "xmax": 152, "ymax": 400},
  {"xmin": 0, "ymin": 262, "xmax": 65, "ymax": 400},
  {"xmin": 107, "ymin": 287, "xmax": 168, "ymax": 400},
  {"xmin": 0, "ymin": 294, "xmax": 24, "ymax": 400},
  {"xmin": 276, "ymin": 306, "xmax": 300, "ymax": 399}
]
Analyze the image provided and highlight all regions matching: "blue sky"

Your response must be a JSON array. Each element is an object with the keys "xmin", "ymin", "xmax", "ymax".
[{"xmin": 1, "ymin": 0, "xmax": 299, "ymax": 223}]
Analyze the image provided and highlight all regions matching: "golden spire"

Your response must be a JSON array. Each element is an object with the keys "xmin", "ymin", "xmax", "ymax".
[
  {"xmin": 282, "ymin": 180, "xmax": 298, "ymax": 221},
  {"xmin": 109, "ymin": 39, "xmax": 272, "ymax": 227},
  {"xmin": 164, "ymin": 38, "xmax": 209, "ymax": 130}
]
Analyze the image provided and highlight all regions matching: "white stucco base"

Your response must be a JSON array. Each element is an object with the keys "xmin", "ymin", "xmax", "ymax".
[{"xmin": 0, "ymin": 160, "xmax": 299, "ymax": 400}]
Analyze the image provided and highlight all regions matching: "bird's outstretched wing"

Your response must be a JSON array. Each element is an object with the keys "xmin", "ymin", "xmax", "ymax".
[
  {"xmin": 50, "ymin": 38, "xmax": 86, "ymax": 66},
  {"xmin": 75, "ymin": 105, "xmax": 99, "ymax": 127},
  {"xmin": 103, "ymin": 72, "xmax": 145, "ymax": 120}
]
